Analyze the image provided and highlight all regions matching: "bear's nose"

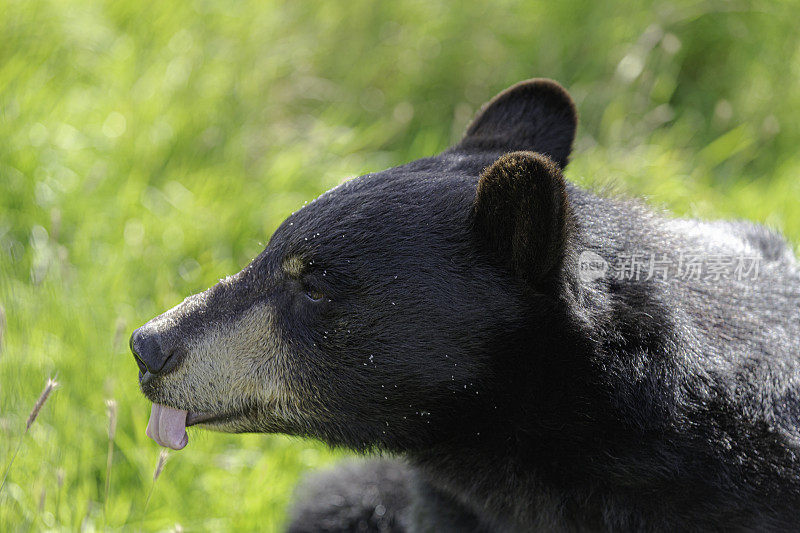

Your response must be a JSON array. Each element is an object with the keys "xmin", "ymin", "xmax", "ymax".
[{"xmin": 130, "ymin": 327, "xmax": 176, "ymax": 384}]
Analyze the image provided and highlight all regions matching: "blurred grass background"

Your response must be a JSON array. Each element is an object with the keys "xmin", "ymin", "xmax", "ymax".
[{"xmin": 1, "ymin": 0, "xmax": 799, "ymax": 530}]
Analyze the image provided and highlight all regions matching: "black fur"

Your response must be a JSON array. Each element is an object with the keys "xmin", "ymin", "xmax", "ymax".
[
  {"xmin": 135, "ymin": 79, "xmax": 800, "ymax": 531},
  {"xmin": 288, "ymin": 459, "xmax": 412, "ymax": 532},
  {"xmin": 281, "ymin": 80, "xmax": 800, "ymax": 530}
]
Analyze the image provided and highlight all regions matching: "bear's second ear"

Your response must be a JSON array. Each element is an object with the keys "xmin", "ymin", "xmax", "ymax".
[
  {"xmin": 455, "ymin": 79, "xmax": 577, "ymax": 168},
  {"xmin": 472, "ymin": 151, "xmax": 571, "ymax": 285}
]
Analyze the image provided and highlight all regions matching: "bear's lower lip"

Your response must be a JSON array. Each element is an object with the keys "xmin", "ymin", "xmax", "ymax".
[
  {"xmin": 186, "ymin": 411, "xmax": 224, "ymax": 426},
  {"xmin": 185, "ymin": 410, "xmax": 244, "ymax": 427}
]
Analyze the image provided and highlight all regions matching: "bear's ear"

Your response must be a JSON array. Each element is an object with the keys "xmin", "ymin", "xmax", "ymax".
[
  {"xmin": 456, "ymin": 79, "xmax": 577, "ymax": 168},
  {"xmin": 472, "ymin": 151, "xmax": 571, "ymax": 285}
]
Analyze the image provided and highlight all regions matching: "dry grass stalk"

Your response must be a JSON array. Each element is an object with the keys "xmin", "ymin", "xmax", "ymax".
[
  {"xmin": 106, "ymin": 400, "xmax": 117, "ymax": 441},
  {"xmin": 26, "ymin": 378, "xmax": 58, "ymax": 431},
  {"xmin": 112, "ymin": 316, "xmax": 127, "ymax": 353},
  {"xmin": 1, "ymin": 377, "xmax": 60, "ymax": 495},
  {"xmin": 0, "ymin": 304, "xmax": 6, "ymax": 356},
  {"xmin": 142, "ymin": 450, "xmax": 170, "ymax": 522},
  {"xmin": 103, "ymin": 399, "xmax": 118, "ymax": 519},
  {"xmin": 55, "ymin": 467, "xmax": 65, "ymax": 523},
  {"xmin": 154, "ymin": 449, "xmax": 169, "ymax": 482}
]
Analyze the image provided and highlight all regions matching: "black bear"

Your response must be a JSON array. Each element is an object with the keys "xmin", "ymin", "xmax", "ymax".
[{"xmin": 131, "ymin": 79, "xmax": 800, "ymax": 531}]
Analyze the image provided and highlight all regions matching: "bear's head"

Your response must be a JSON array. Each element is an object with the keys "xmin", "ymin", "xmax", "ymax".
[{"xmin": 131, "ymin": 79, "xmax": 581, "ymax": 452}]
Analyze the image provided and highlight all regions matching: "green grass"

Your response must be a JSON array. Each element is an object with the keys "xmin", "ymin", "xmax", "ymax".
[{"xmin": 1, "ymin": 0, "xmax": 799, "ymax": 530}]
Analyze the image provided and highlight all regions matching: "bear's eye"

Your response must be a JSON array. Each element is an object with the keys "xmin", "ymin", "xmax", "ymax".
[{"xmin": 305, "ymin": 288, "xmax": 325, "ymax": 302}]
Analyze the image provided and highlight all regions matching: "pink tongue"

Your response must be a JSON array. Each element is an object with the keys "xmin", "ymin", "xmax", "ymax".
[{"xmin": 146, "ymin": 403, "xmax": 188, "ymax": 450}]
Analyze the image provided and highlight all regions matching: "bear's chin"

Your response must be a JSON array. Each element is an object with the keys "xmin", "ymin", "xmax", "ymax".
[
  {"xmin": 186, "ymin": 408, "xmax": 302, "ymax": 436},
  {"xmin": 183, "ymin": 411, "xmax": 255, "ymax": 433},
  {"xmin": 186, "ymin": 410, "xmax": 230, "ymax": 427}
]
